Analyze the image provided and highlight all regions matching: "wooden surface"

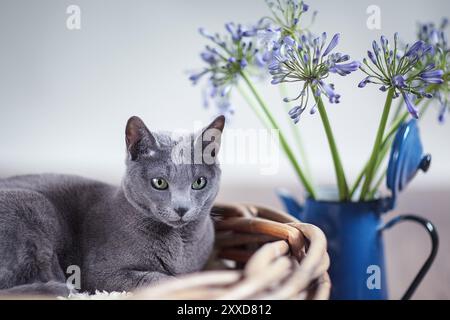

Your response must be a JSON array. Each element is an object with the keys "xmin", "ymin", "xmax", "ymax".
[{"xmin": 217, "ymin": 185, "xmax": 450, "ymax": 300}]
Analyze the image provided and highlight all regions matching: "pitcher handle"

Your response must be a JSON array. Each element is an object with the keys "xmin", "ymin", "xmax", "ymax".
[{"xmin": 380, "ymin": 214, "xmax": 439, "ymax": 300}]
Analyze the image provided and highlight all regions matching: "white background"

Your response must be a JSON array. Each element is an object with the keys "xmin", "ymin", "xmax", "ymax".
[
  {"xmin": 0, "ymin": 0, "xmax": 449, "ymax": 299},
  {"xmin": 0, "ymin": 0, "xmax": 449, "ymax": 192}
]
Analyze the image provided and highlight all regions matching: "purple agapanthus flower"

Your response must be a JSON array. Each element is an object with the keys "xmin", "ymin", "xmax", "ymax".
[
  {"xmin": 418, "ymin": 18, "xmax": 448, "ymax": 50},
  {"xmin": 254, "ymin": 0, "xmax": 318, "ymax": 72},
  {"xmin": 188, "ymin": 23, "xmax": 262, "ymax": 115},
  {"xmin": 416, "ymin": 18, "xmax": 449, "ymax": 123},
  {"xmin": 402, "ymin": 91, "xmax": 420, "ymax": 119},
  {"xmin": 268, "ymin": 32, "xmax": 359, "ymax": 122},
  {"xmin": 263, "ymin": 0, "xmax": 315, "ymax": 36},
  {"xmin": 253, "ymin": 27, "xmax": 282, "ymax": 70},
  {"xmin": 359, "ymin": 33, "xmax": 444, "ymax": 119},
  {"xmin": 189, "ymin": 0, "xmax": 319, "ymax": 117},
  {"xmin": 436, "ymin": 91, "xmax": 448, "ymax": 122}
]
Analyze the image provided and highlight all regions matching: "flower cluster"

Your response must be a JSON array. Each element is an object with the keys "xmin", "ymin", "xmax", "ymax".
[
  {"xmin": 359, "ymin": 33, "xmax": 444, "ymax": 118},
  {"xmin": 268, "ymin": 33, "xmax": 360, "ymax": 122},
  {"xmin": 416, "ymin": 19, "xmax": 449, "ymax": 122},
  {"xmin": 188, "ymin": 23, "xmax": 259, "ymax": 116},
  {"xmin": 252, "ymin": 0, "xmax": 318, "ymax": 76},
  {"xmin": 189, "ymin": 1, "xmax": 318, "ymax": 117},
  {"xmin": 188, "ymin": 1, "xmax": 449, "ymax": 201},
  {"xmin": 418, "ymin": 18, "xmax": 448, "ymax": 50},
  {"xmin": 262, "ymin": 0, "xmax": 315, "ymax": 37}
]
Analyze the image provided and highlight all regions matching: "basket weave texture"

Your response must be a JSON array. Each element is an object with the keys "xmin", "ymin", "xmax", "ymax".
[{"xmin": 134, "ymin": 203, "xmax": 331, "ymax": 300}]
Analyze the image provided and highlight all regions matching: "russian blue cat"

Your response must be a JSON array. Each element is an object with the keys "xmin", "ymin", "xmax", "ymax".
[{"xmin": 0, "ymin": 115, "xmax": 225, "ymax": 295}]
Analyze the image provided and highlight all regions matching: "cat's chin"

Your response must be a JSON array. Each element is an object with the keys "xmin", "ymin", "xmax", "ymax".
[{"xmin": 164, "ymin": 219, "xmax": 190, "ymax": 228}]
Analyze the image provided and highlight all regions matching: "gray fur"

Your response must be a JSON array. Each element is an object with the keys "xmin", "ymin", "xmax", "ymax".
[{"xmin": 0, "ymin": 115, "xmax": 225, "ymax": 295}]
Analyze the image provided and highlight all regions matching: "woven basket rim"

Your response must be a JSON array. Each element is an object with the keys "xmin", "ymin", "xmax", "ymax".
[{"xmin": 134, "ymin": 203, "xmax": 331, "ymax": 300}]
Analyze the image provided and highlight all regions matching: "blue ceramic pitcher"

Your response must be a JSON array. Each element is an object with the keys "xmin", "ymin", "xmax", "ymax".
[{"xmin": 279, "ymin": 120, "xmax": 439, "ymax": 300}]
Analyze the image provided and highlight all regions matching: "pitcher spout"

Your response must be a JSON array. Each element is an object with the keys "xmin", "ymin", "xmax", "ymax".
[{"xmin": 277, "ymin": 188, "xmax": 304, "ymax": 221}]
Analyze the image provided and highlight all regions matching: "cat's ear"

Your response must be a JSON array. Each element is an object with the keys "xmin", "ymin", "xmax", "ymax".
[
  {"xmin": 194, "ymin": 115, "xmax": 225, "ymax": 164},
  {"xmin": 125, "ymin": 116, "xmax": 157, "ymax": 161}
]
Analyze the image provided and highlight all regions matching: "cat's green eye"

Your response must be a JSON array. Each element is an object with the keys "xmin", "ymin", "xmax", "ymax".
[
  {"xmin": 192, "ymin": 177, "xmax": 207, "ymax": 190},
  {"xmin": 151, "ymin": 178, "xmax": 169, "ymax": 190}
]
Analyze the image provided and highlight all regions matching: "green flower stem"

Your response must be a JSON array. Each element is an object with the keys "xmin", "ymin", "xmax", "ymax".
[
  {"xmin": 350, "ymin": 136, "xmax": 393, "ymax": 199},
  {"xmin": 314, "ymin": 94, "xmax": 349, "ymax": 201},
  {"xmin": 349, "ymin": 163, "xmax": 367, "ymax": 199},
  {"xmin": 279, "ymin": 84, "xmax": 313, "ymax": 183},
  {"xmin": 350, "ymin": 102, "xmax": 408, "ymax": 198},
  {"xmin": 420, "ymin": 99, "xmax": 433, "ymax": 116},
  {"xmin": 386, "ymin": 83, "xmax": 437, "ymax": 137},
  {"xmin": 240, "ymin": 71, "xmax": 317, "ymax": 199},
  {"xmin": 360, "ymin": 88, "xmax": 395, "ymax": 200},
  {"xmin": 375, "ymin": 137, "xmax": 393, "ymax": 171},
  {"xmin": 385, "ymin": 111, "xmax": 409, "ymax": 140},
  {"xmin": 237, "ymin": 85, "xmax": 271, "ymax": 129},
  {"xmin": 349, "ymin": 135, "xmax": 392, "ymax": 199},
  {"xmin": 382, "ymin": 99, "xmax": 431, "ymax": 152},
  {"xmin": 368, "ymin": 170, "xmax": 387, "ymax": 199},
  {"xmin": 367, "ymin": 99, "xmax": 433, "ymax": 196},
  {"xmin": 370, "ymin": 100, "xmax": 431, "ymax": 194},
  {"xmin": 368, "ymin": 136, "xmax": 394, "ymax": 191},
  {"xmin": 350, "ymin": 88, "xmax": 435, "ymax": 199},
  {"xmin": 350, "ymin": 98, "xmax": 430, "ymax": 198},
  {"xmin": 390, "ymin": 95, "xmax": 405, "ymax": 124}
]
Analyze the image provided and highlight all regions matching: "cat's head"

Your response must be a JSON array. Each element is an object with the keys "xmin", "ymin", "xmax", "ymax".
[{"xmin": 122, "ymin": 115, "xmax": 225, "ymax": 228}]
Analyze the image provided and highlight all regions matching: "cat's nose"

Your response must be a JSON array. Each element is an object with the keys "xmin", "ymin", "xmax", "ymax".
[{"xmin": 174, "ymin": 207, "xmax": 188, "ymax": 217}]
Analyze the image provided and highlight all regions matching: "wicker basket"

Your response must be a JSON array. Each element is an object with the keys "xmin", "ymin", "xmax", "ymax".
[{"xmin": 133, "ymin": 203, "xmax": 331, "ymax": 300}]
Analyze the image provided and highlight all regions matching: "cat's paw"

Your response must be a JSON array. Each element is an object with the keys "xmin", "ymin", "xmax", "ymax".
[
  {"xmin": 138, "ymin": 272, "xmax": 175, "ymax": 288},
  {"xmin": 1, "ymin": 281, "xmax": 73, "ymax": 297}
]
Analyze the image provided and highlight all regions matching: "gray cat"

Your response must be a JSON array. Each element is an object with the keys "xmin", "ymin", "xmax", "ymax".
[{"xmin": 0, "ymin": 115, "xmax": 225, "ymax": 296}]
